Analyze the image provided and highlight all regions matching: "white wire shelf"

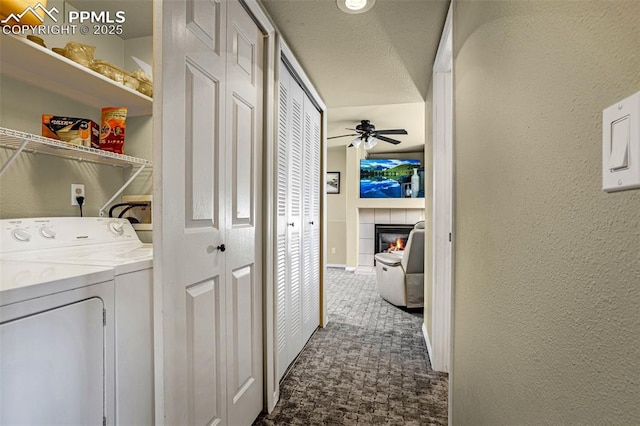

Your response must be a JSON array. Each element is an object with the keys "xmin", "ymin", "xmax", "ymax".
[{"xmin": 0, "ymin": 127, "xmax": 152, "ymax": 168}]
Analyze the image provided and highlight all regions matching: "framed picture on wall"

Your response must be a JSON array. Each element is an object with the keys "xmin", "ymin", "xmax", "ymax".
[{"xmin": 326, "ymin": 172, "xmax": 340, "ymax": 194}]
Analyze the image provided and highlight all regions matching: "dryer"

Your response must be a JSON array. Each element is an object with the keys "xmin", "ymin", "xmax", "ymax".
[
  {"xmin": 0, "ymin": 259, "xmax": 115, "ymax": 425},
  {"xmin": 0, "ymin": 217, "xmax": 154, "ymax": 425}
]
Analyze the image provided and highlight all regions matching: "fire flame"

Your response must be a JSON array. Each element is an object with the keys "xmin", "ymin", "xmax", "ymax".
[{"xmin": 387, "ymin": 238, "xmax": 405, "ymax": 252}]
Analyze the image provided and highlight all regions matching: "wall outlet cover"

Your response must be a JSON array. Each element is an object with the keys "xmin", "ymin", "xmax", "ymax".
[{"xmin": 71, "ymin": 184, "xmax": 85, "ymax": 205}]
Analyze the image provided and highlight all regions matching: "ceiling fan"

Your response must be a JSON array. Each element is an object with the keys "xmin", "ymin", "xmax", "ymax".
[{"xmin": 328, "ymin": 120, "xmax": 408, "ymax": 149}]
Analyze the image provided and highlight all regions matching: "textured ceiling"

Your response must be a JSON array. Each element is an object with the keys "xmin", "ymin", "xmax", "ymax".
[
  {"xmin": 66, "ymin": 0, "xmax": 448, "ymax": 152},
  {"xmin": 260, "ymin": 0, "xmax": 450, "ymax": 108}
]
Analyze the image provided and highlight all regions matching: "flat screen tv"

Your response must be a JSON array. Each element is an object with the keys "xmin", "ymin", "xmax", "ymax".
[{"xmin": 360, "ymin": 159, "xmax": 424, "ymax": 198}]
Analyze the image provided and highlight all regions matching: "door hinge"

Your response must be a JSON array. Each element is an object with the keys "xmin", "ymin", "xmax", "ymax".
[
  {"xmin": 449, "ymin": 232, "xmax": 452, "ymax": 242},
  {"xmin": 103, "ymin": 309, "xmax": 106, "ymax": 326}
]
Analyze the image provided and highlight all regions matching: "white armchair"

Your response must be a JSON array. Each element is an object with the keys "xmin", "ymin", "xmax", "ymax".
[{"xmin": 374, "ymin": 224, "xmax": 425, "ymax": 308}]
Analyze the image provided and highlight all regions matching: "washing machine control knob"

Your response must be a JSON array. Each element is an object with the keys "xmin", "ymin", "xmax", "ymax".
[
  {"xmin": 39, "ymin": 227, "xmax": 56, "ymax": 239},
  {"xmin": 108, "ymin": 221, "xmax": 125, "ymax": 236},
  {"xmin": 11, "ymin": 228, "xmax": 31, "ymax": 242}
]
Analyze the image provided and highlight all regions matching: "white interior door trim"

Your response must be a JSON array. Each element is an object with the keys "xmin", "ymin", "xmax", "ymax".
[
  {"xmin": 431, "ymin": 3, "xmax": 453, "ymax": 424},
  {"xmin": 278, "ymin": 38, "xmax": 327, "ymax": 113},
  {"xmin": 431, "ymin": 3, "xmax": 453, "ymax": 373},
  {"xmin": 243, "ymin": 0, "xmax": 279, "ymax": 415}
]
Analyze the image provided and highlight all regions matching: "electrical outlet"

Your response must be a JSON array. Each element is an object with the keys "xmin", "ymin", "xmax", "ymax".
[
  {"xmin": 71, "ymin": 184, "xmax": 85, "ymax": 206},
  {"xmin": 331, "ymin": 247, "xmax": 336, "ymax": 254}
]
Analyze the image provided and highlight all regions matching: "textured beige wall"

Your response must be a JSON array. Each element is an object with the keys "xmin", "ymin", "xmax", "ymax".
[
  {"xmin": 327, "ymin": 146, "xmax": 347, "ymax": 264},
  {"xmin": 452, "ymin": 1, "xmax": 640, "ymax": 424},
  {"xmin": 0, "ymin": 76, "xmax": 125, "ymax": 218},
  {"xmin": 0, "ymin": 37, "xmax": 153, "ymax": 220}
]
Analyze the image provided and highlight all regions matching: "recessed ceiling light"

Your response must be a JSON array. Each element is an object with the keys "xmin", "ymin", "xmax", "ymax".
[
  {"xmin": 345, "ymin": 0, "xmax": 367, "ymax": 10},
  {"xmin": 337, "ymin": 0, "xmax": 376, "ymax": 14}
]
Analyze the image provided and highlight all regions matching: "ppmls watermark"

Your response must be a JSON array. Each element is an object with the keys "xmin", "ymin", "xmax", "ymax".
[{"xmin": 1, "ymin": 2, "xmax": 126, "ymax": 36}]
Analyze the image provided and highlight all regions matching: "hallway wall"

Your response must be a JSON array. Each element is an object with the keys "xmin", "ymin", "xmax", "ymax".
[
  {"xmin": 327, "ymin": 146, "xmax": 348, "ymax": 265},
  {"xmin": 452, "ymin": 1, "xmax": 640, "ymax": 424}
]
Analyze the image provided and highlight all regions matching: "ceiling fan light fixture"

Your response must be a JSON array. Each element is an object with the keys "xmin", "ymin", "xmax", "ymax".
[
  {"xmin": 337, "ymin": 0, "xmax": 375, "ymax": 14},
  {"xmin": 364, "ymin": 136, "xmax": 378, "ymax": 150},
  {"xmin": 351, "ymin": 136, "xmax": 362, "ymax": 148}
]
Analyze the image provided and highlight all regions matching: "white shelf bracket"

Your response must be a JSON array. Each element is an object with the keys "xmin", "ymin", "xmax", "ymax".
[
  {"xmin": 0, "ymin": 137, "xmax": 29, "ymax": 178},
  {"xmin": 99, "ymin": 164, "xmax": 147, "ymax": 217}
]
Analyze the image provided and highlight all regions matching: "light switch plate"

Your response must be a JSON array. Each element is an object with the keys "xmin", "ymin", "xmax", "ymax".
[{"xmin": 603, "ymin": 91, "xmax": 640, "ymax": 192}]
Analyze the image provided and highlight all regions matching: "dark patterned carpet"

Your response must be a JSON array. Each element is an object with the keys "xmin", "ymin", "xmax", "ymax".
[{"xmin": 254, "ymin": 268, "xmax": 448, "ymax": 425}]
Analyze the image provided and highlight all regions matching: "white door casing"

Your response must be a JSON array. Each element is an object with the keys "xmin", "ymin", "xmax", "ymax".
[
  {"xmin": 155, "ymin": 0, "xmax": 262, "ymax": 424},
  {"xmin": 224, "ymin": 1, "xmax": 264, "ymax": 424},
  {"xmin": 431, "ymin": 3, "xmax": 453, "ymax": 375}
]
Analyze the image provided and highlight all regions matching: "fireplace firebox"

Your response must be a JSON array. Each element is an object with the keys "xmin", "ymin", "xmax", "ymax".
[{"xmin": 374, "ymin": 224, "xmax": 415, "ymax": 256}]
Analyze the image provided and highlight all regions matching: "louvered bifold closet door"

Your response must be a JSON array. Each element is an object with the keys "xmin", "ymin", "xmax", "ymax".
[
  {"xmin": 276, "ymin": 62, "xmax": 291, "ymax": 380},
  {"xmin": 309, "ymin": 100, "xmax": 321, "ymax": 337},
  {"xmin": 302, "ymin": 95, "xmax": 320, "ymax": 342},
  {"xmin": 287, "ymin": 79, "xmax": 306, "ymax": 364},
  {"xmin": 275, "ymin": 63, "xmax": 321, "ymax": 380}
]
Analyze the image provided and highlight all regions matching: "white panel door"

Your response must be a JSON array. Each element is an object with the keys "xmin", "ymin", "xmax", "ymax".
[
  {"xmin": 224, "ymin": 1, "xmax": 263, "ymax": 424},
  {"xmin": 158, "ymin": 0, "xmax": 227, "ymax": 424}
]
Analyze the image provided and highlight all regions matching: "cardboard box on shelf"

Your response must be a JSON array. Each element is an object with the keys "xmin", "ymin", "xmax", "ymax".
[{"xmin": 42, "ymin": 115, "xmax": 99, "ymax": 147}]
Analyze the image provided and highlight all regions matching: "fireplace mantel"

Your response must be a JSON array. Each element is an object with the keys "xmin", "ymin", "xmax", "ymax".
[{"xmin": 357, "ymin": 198, "xmax": 425, "ymax": 209}]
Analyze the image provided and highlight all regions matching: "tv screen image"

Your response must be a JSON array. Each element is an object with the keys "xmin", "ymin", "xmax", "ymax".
[{"xmin": 360, "ymin": 159, "xmax": 423, "ymax": 198}]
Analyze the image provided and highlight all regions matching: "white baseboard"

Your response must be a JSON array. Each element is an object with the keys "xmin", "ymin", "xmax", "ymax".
[
  {"xmin": 326, "ymin": 264, "xmax": 346, "ymax": 269},
  {"xmin": 422, "ymin": 322, "xmax": 433, "ymax": 364},
  {"xmin": 268, "ymin": 389, "xmax": 279, "ymax": 414}
]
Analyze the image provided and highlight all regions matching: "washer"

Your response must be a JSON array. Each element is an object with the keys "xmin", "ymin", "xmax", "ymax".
[
  {"xmin": 0, "ymin": 217, "xmax": 153, "ymax": 425},
  {"xmin": 0, "ymin": 258, "xmax": 115, "ymax": 425}
]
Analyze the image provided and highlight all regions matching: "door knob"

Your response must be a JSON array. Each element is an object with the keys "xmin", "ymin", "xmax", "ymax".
[
  {"xmin": 309, "ymin": 221, "xmax": 314, "ymax": 225},
  {"xmin": 288, "ymin": 222, "xmax": 295, "ymax": 227},
  {"xmin": 217, "ymin": 244, "xmax": 226, "ymax": 252}
]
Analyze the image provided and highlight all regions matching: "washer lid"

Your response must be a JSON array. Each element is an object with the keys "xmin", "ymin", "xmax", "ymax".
[{"xmin": 0, "ymin": 260, "xmax": 113, "ymax": 306}]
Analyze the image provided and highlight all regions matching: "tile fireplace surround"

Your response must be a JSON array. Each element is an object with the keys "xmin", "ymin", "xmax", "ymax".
[{"xmin": 359, "ymin": 208, "xmax": 425, "ymax": 267}]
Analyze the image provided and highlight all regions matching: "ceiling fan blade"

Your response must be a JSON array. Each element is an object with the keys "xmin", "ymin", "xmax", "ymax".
[
  {"xmin": 374, "ymin": 129, "xmax": 408, "ymax": 135},
  {"xmin": 374, "ymin": 135, "xmax": 402, "ymax": 145},
  {"xmin": 327, "ymin": 133, "xmax": 359, "ymax": 140}
]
